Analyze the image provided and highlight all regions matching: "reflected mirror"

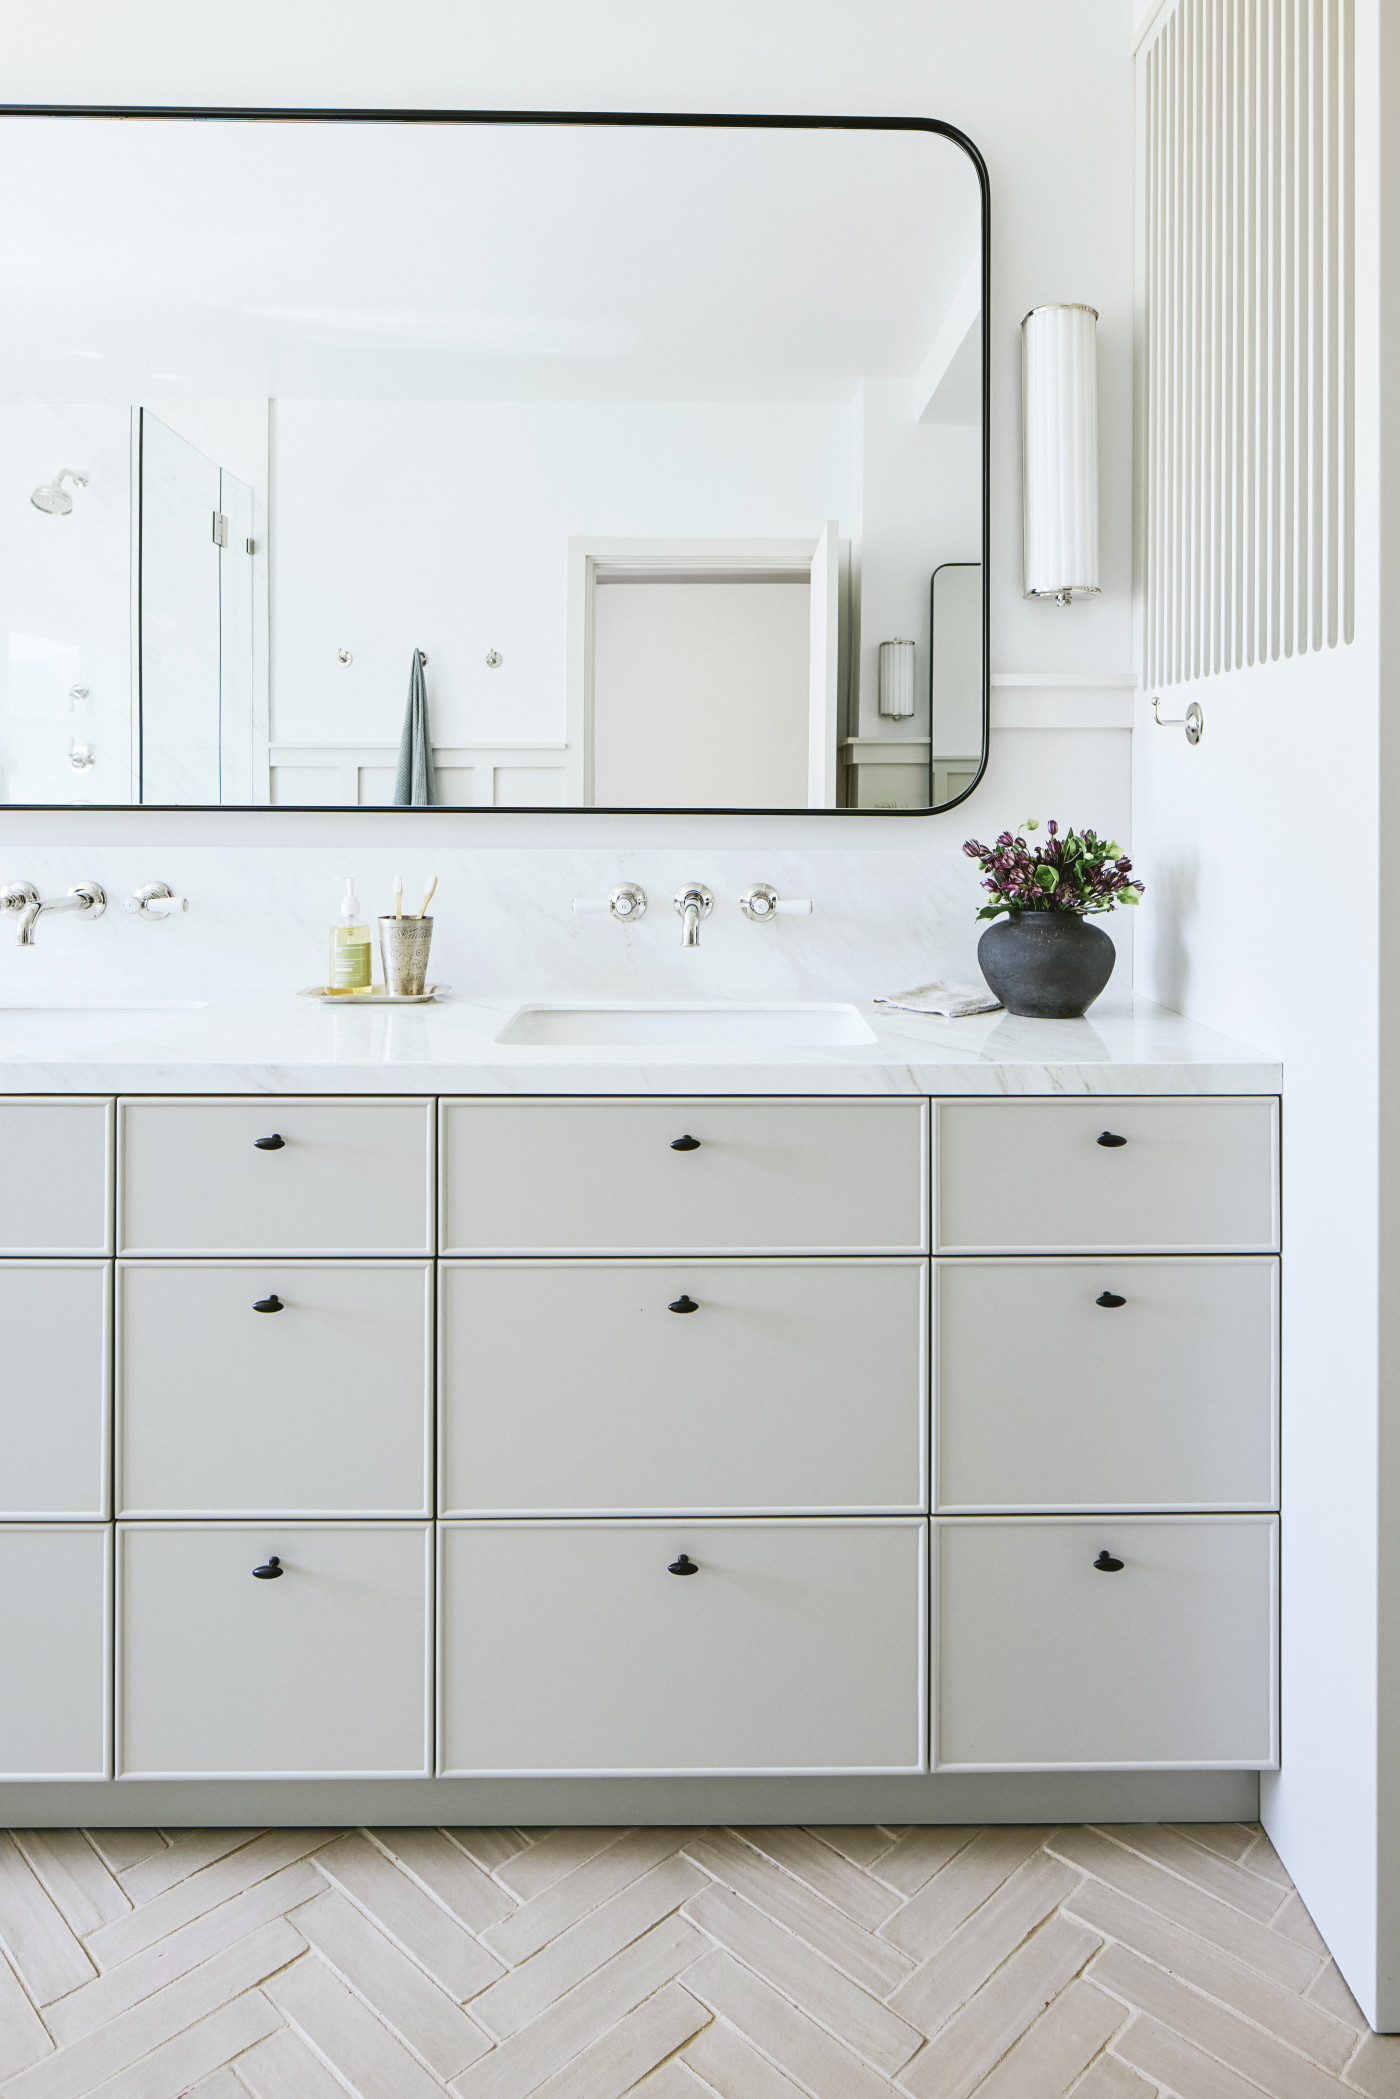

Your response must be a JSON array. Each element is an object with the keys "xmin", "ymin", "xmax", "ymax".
[{"xmin": 0, "ymin": 112, "xmax": 986, "ymax": 811}]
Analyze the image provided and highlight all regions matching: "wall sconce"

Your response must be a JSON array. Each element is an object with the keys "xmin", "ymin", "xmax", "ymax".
[
  {"xmin": 1022, "ymin": 303, "xmax": 1100, "ymax": 607},
  {"xmin": 878, "ymin": 639, "xmax": 916, "ymax": 718}
]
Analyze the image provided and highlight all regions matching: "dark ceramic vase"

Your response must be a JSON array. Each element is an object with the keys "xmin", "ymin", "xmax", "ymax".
[{"xmin": 977, "ymin": 909, "xmax": 1116, "ymax": 1019}]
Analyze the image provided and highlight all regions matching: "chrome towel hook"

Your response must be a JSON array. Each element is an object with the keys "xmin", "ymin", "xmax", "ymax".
[{"xmin": 1151, "ymin": 695, "xmax": 1204, "ymax": 744}]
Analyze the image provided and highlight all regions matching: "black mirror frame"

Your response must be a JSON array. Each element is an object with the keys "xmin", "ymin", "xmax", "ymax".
[{"xmin": 0, "ymin": 103, "xmax": 990, "ymax": 818}]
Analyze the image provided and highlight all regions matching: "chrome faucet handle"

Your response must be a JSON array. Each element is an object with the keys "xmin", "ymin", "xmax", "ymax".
[
  {"xmin": 740, "ymin": 883, "xmax": 814, "ymax": 921},
  {"xmin": 0, "ymin": 881, "xmax": 38, "ymax": 916},
  {"xmin": 66, "ymin": 881, "xmax": 106, "ymax": 918},
  {"xmin": 572, "ymin": 884, "xmax": 648, "ymax": 922},
  {"xmin": 674, "ymin": 884, "xmax": 714, "ymax": 948},
  {"xmin": 125, "ymin": 882, "xmax": 188, "ymax": 920}
]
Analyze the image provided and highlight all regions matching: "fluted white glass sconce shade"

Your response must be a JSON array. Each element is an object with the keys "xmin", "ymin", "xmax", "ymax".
[
  {"xmin": 878, "ymin": 638, "xmax": 916, "ymax": 718},
  {"xmin": 1022, "ymin": 303, "xmax": 1100, "ymax": 605}
]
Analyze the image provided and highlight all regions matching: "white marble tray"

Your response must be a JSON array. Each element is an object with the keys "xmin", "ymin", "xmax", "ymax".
[{"xmin": 298, "ymin": 985, "xmax": 451, "ymax": 1005}]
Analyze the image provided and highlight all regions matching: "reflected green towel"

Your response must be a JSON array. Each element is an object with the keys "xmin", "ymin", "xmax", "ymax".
[{"xmin": 393, "ymin": 650, "xmax": 437, "ymax": 806}]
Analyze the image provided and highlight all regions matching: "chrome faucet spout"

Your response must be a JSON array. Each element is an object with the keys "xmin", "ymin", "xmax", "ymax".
[
  {"xmin": 673, "ymin": 884, "xmax": 713, "ymax": 949},
  {"xmin": 1, "ymin": 880, "xmax": 106, "ymax": 946}
]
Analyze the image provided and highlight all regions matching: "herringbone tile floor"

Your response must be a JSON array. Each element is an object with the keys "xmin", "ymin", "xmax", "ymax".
[{"xmin": 1, "ymin": 1823, "xmax": 1397, "ymax": 2098}]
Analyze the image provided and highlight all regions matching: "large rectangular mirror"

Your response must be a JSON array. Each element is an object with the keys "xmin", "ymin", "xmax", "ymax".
[{"xmin": 0, "ymin": 112, "xmax": 986, "ymax": 812}]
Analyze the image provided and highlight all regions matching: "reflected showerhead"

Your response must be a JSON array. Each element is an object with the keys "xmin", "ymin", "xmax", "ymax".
[{"xmin": 31, "ymin": 468, "xmax": 89, "ymax": 515}]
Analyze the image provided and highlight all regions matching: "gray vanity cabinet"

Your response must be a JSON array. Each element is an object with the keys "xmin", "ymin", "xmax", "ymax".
[{"xmin": 0, "ymin": 1087, "xmax": 1280, "ymax": 1792}]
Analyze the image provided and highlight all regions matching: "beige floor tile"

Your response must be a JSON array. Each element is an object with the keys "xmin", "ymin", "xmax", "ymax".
[
  {"xmin": 683, "ymin": 1946, "xmax": 893, "ymax": 2099},
  {"xmin": 1240, "ymin": 1833, "xmax": 1295, "ymax": 1890},
  {"xmin": 118, "ymin": 1831, "xmax": 262, "ymax": 1906},
  {"xmin": 315, "ymin": 1831, "xmax": 504, "ymax": 2001},
  {"xmin": 1167, "ymin": 1826, "xmax": 1262, "ymax": 1864},
  {"xmin": 444, "ymin": 1829, "xmax": 533, "ymax": 1874},
  {"xmin": 973, "ymin": 1979, "xmax": 1128, "ymax": 2098},
  {"xmin": 1, "ymin": 1918, "xmax": 302, "ymax": 2099},
  {"xmin": 1070, "ymin": 2053, "xmax": 1159, "ymax": 2097},
  {"xmin": 183, "ymin": 2068, "xmax": 246, "ymax": 2098},
  {"xmin": 881, "ymin": 1827, "xmax": 1051, "ymax": 1960},
  {"xmin": 531, "ymin": 1981, "xmax": 710, "ymax": 2099},
  {"xmin": 84, "ymin": 1832, "xmax": 332, "ymax": 1971},
  {"xmin": 732, "ymin": 1828, "xmax": 903, "ymax": 1931},
  {"xmin": 82, "ymin": 1831, "xmax": 167, "ymax": 1876},
  {"xmin": 679, "ymin": 2018, "xmax": 813, "ymax": 2097},
  {"xmin": 0, "ymin": 1947, "xmax": 54, "ymax": 2080},
  {"xmin": 232, "ymin": 2025, "xmax": 355, "ymax": 2099},
  {"xmin": 266, "ymin": 1951, "xmax": 447, "ymax": 2099},
  {"xmin": 1345, "ymin": 2032, "xmax": 1400, "ymax": 2098},
  {"xmin": 449, "ymin": 1915, "xmax": 704, "ymax": 2099},
  {"xmin": 1272, "ymin": 1893, "xmax": 1331, "ymax": 1955},
  {"xmin": 1114, "ymin": 2012, "xmax": 1301, "ymax": 2098},
  {"xmin": 684, "ymin": 1832, "xmax": 915, "ymax": 1997},
  {"xmin": 1088, "ymin": 1942, "xmax": 1348, "ymax": 2099},
  {"xmin": 12, "ymin": 1832, "xmax": 131, "ymax": 1936},
  {"xmin": 495, "ymin": 1830, "xmax": 631, "ymax": 1903},
  {"xmin": 1047, "ymin": 1829, "xmax": 1320, "ymax": 1992},
  {"xmin": 683, "ymin": 1880, "xmax": 922, "ymax": 2076},
  {"xmin": 92, "ymin": 1991, "xmax": 282, "ymax": 2099},
  {"xmin": 0, "ymin": 1832, "xmax": 96, "ymax": 2007},
  {"xmin": 290, "ymin": 1886, "xmax": 492, "ymax": 2079},
  {"xmin": 898, "ymin": 1913, "xmax": 1103, "ymax": 2099},
  {"xmin": 631, "ymin": 2062, "xmax": 712, "ymax": 2096},
  {"xmin": 368, "ymin": 1827, "xmax": 517, "ymax": 1933},
  {"xmin": 44, "ymin": 1859, "xmax": 326, "ymax": 2048},
  {"xmin": 1061, "ymin": 1878, "xmax": 1356, "ymax": 2074},
  {"xmin": 870, "ymin": 1825, "xmax": 981, "ymax": 1898},
  {"xmin": 888, "ymin": 1849, "xmax": 1082, "ymax": 2036},
  {"xmin": 1095, "ymin": 1826, "xmax": 1287, "ymax": 1923},
  {"xmin": 484, "ymin": 1830, "xmax": 696, "ymax": 1968},
  {"xmin": 1305, "ymin": 1958, "xmax": 1369, "ymax": 2032},
  {"xmin": 474, "ymin": 1854, "xmax": 706, "ymax": 2040},
  {"xmin": 807, "ymin": 1826, "xmax": 902, "ymax": 1870}
]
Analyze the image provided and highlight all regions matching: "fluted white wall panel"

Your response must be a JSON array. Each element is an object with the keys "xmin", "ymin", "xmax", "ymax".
[{"xmin": 1140, "ymin": 0, "xmax": 1354, "ymax": 685}]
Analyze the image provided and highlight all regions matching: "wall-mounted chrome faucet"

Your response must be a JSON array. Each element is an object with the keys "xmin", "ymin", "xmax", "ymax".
[
  {"xmin": 739, "ymin": 884, "xmax": 814, "ymax": 922},
  {"xmin": 0, "ymin": 880, "xmax": 105, "ymax": 947},
  {"xmin": 674, "ymin": 884, "xmax": 713, "ymax": 948}
]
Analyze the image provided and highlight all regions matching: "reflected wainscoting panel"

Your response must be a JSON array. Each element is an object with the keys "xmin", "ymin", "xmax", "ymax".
[{"xmin": 267, "ymin": 747, "xmax": 568, "ymax": 807}]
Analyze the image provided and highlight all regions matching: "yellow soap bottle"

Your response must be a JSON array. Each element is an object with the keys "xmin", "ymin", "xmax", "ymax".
[{"xmin": 328, "ymin": 876, "xmax": 373, "ymax": 994}]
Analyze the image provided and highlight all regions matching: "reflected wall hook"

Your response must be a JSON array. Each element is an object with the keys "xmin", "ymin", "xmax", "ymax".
[{"xmin": 1151, "ymin": 695, "xmax": 1204, "ymax": 744}]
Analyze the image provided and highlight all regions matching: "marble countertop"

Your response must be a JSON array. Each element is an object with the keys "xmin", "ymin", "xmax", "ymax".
[{"xmin": 0, "ymin": 992, "xmax": 1280, "ymax": 1096}]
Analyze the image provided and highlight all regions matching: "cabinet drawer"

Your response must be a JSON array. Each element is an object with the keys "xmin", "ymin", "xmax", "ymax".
[
  {"xmin": 440, "ymin": 1259, "xmax": 926, "ymax": 1516},
  {"xmin": 934, "ymin": 1098, "xmax": 1279, "ymax": 1252},
  {"xmin": 439, "ymin": 1519, "xmax": 925, "ymax": 1774},
  {"xmin": 0, "ymin": 1262, "xmax": 110, "ymax": 1518},
  {"xmin": 934, "ymin": 1516, "xmax": 1278, "ymax": 1770},
  {"xmin": 117, "ymin": 1262, "xmax": 432, "ymax": 1517},
  {"xmin": 935, "ymin": 1258, "xmax": 1278, "ymax": 1512},
  {"xmin": 118, "ymin": 1098, "xmax": 434, "ymax": 1255},
  {"xmin": 0, "ymin": 1097, "xmax": 113, "ymax": 1255},
  {"xmin": 0, "ymin": 1526, "xmax": 110, "ymax": 1779},
  {"xmin": 439, "ymin": 1098, "xmax": 928, "ymax": 1255},
  {"xmin": 117, "ymin": 1523, "xmax": 431, "ymax": 1778}
]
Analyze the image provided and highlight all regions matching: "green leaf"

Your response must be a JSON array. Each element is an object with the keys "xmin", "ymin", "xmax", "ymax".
[
  {"xmin": 976, "ymin": 904, "xmax": 1011, "ymax": 921},
  {"xmin": 1035, "ymin": 865, "xmax": 1058, "ymax": 891}
]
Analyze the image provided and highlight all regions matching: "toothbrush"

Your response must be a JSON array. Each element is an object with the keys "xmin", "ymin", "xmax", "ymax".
[
  {"xmin": 393, "ymin": 874, "xmax": 403, "ymax": 921},
  {"xmin": 417, "ymin": 876, "xmax": 438, "ymax": 918}
]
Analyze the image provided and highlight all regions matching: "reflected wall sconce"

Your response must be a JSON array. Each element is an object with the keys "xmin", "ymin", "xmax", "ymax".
[
  {"xmin": 1022, "ymin": 303, "xmax": 1100, "ymax": 607},
  {"xmin": 877, "ymin": 639, "xmax": 915, "ymax": 718}
]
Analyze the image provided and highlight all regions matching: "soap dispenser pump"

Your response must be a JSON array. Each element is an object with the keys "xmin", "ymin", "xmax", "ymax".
[{"xmin": 328, "ymin": 877, "xmax": 373, "ymax": 994}]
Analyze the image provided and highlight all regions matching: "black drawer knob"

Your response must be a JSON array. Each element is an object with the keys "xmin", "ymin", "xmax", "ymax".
[
  {"xmin": 253, "ymin": 1294, "xmax": 284, "ymax": 1314},
  {"xmin": 670, "ymin": 1134, "xmax": 701, "ymax": 1151},
  {"xmin": 668, "ymin": 1553, "xmax": 699, "ymax": 1576},
  {"xmin": 1096, "ymin": 1290, "xmax": 1127, "ymax": 1308},
  {"xmin": 1096, "ymin": 1131, "xmax": 1127, "ymax": 1148},
  {"xmin": 254, "ymin": 1134, "xmax": 285, "ymax": 1150},
  {"xmin": 1093, "ymin": 1550, "xmax": 1125, "ymax": 1572},
  {"xmin": 252, "ymin": 1556, "xmax": 283, "ymax": 1579},
  {"xmin": 668, "ymin": 1294, "xmax": 699, "ymax": 1315}
]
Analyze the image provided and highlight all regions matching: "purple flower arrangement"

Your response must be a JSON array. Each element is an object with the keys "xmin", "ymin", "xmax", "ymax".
[{"xmin": 962, "ymin": 819, "xmax": 1144, "ymax": 922}]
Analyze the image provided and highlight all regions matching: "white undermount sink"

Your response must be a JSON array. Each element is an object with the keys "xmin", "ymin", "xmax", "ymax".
[
  {"xmin": 0, "ymin": 1002, "xmax": 206, "ymax": 1049},
  {"xmin": 494, "ymin": 1001, "xmax": 878, "ymax": 1048}
]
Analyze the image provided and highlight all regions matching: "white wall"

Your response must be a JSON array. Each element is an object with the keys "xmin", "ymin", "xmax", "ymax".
[{"xmin": 1132, "ymin": 0, "xmax": 1394, "ymax": 2025}]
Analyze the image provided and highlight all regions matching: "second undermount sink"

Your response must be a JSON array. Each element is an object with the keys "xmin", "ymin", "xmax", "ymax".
[
  {"xmin": 494, "ymin": 1001, "xmax": 878, "ymax": 1048},
  {"xmin": 0, "ymin": 1002, "xmax": 206, "ymax": 1050}
]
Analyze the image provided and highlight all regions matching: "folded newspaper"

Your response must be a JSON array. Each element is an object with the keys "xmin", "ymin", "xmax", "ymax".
[{"xmin": 873, "ymin": 979, "xmax": 1003, "ymax": 1019}]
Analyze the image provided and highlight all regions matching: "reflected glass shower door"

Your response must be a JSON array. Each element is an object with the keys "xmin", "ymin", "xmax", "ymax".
[{"xmin": 139, "ymin": 412, "xmax": 254, "ymax": 803}]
